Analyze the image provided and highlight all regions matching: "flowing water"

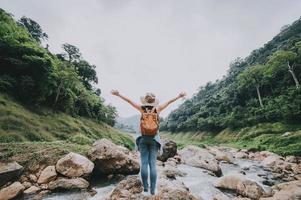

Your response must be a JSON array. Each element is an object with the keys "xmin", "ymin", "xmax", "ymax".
[{"xmin": 42, "ymin": 158, "xmax": 278, "ymax": 200}]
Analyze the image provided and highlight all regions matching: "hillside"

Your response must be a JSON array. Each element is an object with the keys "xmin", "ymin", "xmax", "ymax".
[
  {"xmin": 0, "ymin": 93, "xmax": 134, "ymax": 169},
  {"xmin": 162, "ymin": 18, "xmax": 301, "ymax": 132}
]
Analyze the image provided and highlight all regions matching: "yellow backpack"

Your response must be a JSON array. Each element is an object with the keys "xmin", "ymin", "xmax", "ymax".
[{"xmin": 140, "ymin": 107, "xmax": 159, "ymax": 136}]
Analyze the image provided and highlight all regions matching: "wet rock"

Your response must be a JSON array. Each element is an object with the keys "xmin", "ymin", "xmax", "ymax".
[
  {"xmin": 32, "ymin": 190, "xmax": 50, "ymax": 200},
  {"xmin": 179, "ymin": 145, "xmax": 222, "ymax": 177},
  {"xmin": 87, "ymin": 138, "xmax": 140, "ymax": 175},
  {"xmin": 23, "ymin": 186, "xmax": 40, "ymax": 194},
  {"xmin": 37, "ymin": 166, "xmax": 57, "ymax": 184},
  {"xmin": 157, "ymin": 140, "xmax": 177, "ymax": 162},
  {"xmin": 261, "ymin": 180, "xmax": 301, "ymax": 200},
  {"xmin": 0, "ymin": 162, "xmax": 23, "ymax": 187},
  {"xmin": 214, "ymin": 174, "xmax": 265, "ymax": 199},
  {"xmin": 48, "ymin": 177, "xmax": 89, "ymax": 190},
  {"xmin": 56, "ymin": 152, "xmax": 94, "ymax": 178},
  {"xmin": 0, "ymin": 181, "xmax": 25, "ymax": 200}
]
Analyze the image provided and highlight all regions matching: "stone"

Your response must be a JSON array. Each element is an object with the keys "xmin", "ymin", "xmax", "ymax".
[
  {"xmin": 0, "ymin": 162, "xmax": 23, "ymax": 187},
  {"xmin": 23, "ymin": 186, "xmax": 40, "ymax": 194},
  {"xmin": 214, "ymin": 174, "xmax": 265, "ymax": 199},
  {"xmin": 157, "ymin": 140, "xmax": 177, "ymax": 162},
  {"xmin": 22, "ymin": 181, "xmax": 32, "ymax": 189},
  {"xmin": 48, "ymin": 177, "xmax": 89, "ymax": 190},
  {"xmin": 215, "ymin": 151, "xmax": 235, "ymax": 164},
  {"xmin": 37, "ymin": 166, "xmax": 57, "ymax": 184},
  {"xmin": 285, "ymin": 156, "xmax": 298, "ymax": 163},
  {"xmin": 0, "ymin": 182, "xmax": 25, "ymax": 200},
  {"xmin": 29, "ymin": 174, "xmax": 37, "ymax": 183},
  {"xmin": 87, "ymin": 139, "xmax": 140, "ymax": 175},
  {"xmin": 261, "ymin": 180, "xmax": 301, "ymax": 200},
  {"xmin": 235, "ymin": 151, "xmax": 248, "ymax": 159},
  {"xmin": 179, "ymin": 145, "xmax": 222, "ymax": 176},
  {"xmin": 261, "ymin": 155, "xmax": 283, "ymax": 168},
  {"xmin": 56, "ymin": 152, "xmax": 94, "ymax": 178},
  {"xmin": 213, "ymin": 193, "xmax": 231, "ymax": 200}
]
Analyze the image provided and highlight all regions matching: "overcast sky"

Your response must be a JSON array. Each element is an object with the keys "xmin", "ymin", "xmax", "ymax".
[{"xmin": 2, "ymin": 0, "xmax": 301, "ymax": 118}]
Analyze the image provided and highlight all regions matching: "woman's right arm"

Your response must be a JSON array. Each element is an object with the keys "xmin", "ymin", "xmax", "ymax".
[{"xmin": 111, "ymin": 90, "xmax": 143, "ymax": 113}]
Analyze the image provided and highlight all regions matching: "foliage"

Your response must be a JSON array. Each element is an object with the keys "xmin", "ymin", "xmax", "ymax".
[
  {"xmin": 0, "ymin": 9, "xmax": 116, "ymax": 125},
  {"xmin": 162, "ymin": 17, "xmax": 301, "ymax": 132}
]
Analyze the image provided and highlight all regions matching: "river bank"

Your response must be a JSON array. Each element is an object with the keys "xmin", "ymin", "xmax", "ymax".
[{"xmin": 1, "ymin": 138, "xmax": 301, "ymax": 200}]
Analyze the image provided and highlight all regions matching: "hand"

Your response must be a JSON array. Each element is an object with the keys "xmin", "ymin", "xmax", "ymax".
[
  {"xmin": 111, "ymin": 89, "xmax": 120, "ymax": 96},
  {"xmin": 178, "ymin": 92, "xmax": 186, "ymax": 98}
]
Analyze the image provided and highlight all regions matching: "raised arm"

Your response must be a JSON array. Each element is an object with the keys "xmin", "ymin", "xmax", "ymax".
[
  {"xmin": 111, "ymin": 90, "xmax": 143, "ymax": 113},
  {"xmin": 157, "ymin": 92, "xmax": 186, "ymax": 113}
]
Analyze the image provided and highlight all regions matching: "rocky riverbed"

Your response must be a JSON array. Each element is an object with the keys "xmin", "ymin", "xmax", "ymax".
[{"xmin": 0, "ymin": 139, "xmax": 301, "ymax": 200}]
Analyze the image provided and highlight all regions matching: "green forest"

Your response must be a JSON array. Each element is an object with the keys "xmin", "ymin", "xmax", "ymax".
[
  {"xmin": 161, "ymin": 18, "xmax": 301, "ymax": 132},
  {"xmin": 0, "ymin": 9, "xmax": 116, "ymax": 126}
]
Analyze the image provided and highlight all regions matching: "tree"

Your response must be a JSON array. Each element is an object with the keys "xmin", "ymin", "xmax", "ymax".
[
  {"xmin": 62, "ymin": 43, "xmax": 81, "ymax": 62},
  {"xmin": 238, "ymin": 65, "xmax": 266, "ymax": 108},
  {"xmin": 18, "ymin": 16, "xmax": 48, "ymax": 43},
  {"xmin": 267, "ymin": 50, "xmax": 299, "ymax": 89},
  {"xmin": 74, "ymin": 60, "xmax": 98, "ymax": 90}
]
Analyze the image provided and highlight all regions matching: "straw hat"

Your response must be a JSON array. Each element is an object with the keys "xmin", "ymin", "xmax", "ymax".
[{"xmin": 140, "ymin": 92, "xmax": 159, "ymax": 107}]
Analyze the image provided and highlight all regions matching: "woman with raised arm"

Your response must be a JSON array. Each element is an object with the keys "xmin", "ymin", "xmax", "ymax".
[{"xmin": 111, "ymin": 90, "xmax": 186, "ymax": 195}]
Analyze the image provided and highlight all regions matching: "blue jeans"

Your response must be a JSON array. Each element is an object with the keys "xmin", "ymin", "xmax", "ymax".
[{"xmin": 138, "ymin": 136, "xmax": 159, "ymax": 194}]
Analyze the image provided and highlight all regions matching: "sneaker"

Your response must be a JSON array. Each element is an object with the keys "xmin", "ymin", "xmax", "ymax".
[
  {"xmin": 142, "ymin": 191, "xmax": 149, "ymax": 196},
  {"xmin": 150, "ymin": 189, "xmax": 157, "ymax": 195}
]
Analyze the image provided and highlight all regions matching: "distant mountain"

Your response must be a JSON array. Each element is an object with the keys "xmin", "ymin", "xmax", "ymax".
[{"xmin": 115, "ymin": 115, "xmax": 140, "ymax": 134}]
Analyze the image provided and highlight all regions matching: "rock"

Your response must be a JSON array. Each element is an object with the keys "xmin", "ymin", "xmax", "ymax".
[
  {"xmin": 161, "ymin": 166, "xmax": 187, "ymax": 179},
  {"xmin": 285, "ymin": 156, "xmax": 298, "ymax": 163},
  {"xmin": 56, "ymin": 152, "xmax": 94, "ymax": 178},
  {"xmin": 214, "ymin": 174, "xmax": 265, "ymax": 199},
  {"xmin": 29, "ymin": 174, "xmax": 37, "ymax": 183},
  {"xmin": 292, "ymin": 164, "xmax": 301, "ymax": 175},
  {"xmin": 106, "ymin": 175, "xmax": 199, "ymax": 200},
  {"xmin": 32, "ymin": 190, "xmax": 50, "ymax": 200},
  {"xmin": 105, "ymin": 175, "xmax": 143, "ymax": 200},
  {"xmin": 0, "ymin": 162, "xmax": 23, "ymax": 187},
  {"xmin": 213, "ymin": 193, "xmax": 231, "ymax": 200},
  {"xmin": 215, "ymin": 151, "xmax": 235, "ymax": 164},
  {"xmin": 261, "ymin": 180, "xmax": 301, "ymax": 200},
  {"xmin": 157, "ymin": 140, "xmax": 177, "ymax": 162},
  {"xmin": 23, "ymin": 186, "xmax": 40, "ymax": 194},
  {"xmin": 48, "ymin": 177, "xmax": 89, "ymax": 190},
  {"xmin": 179, "ymin": 145, "xmax": 222, "ymax": 177},
  {"xmin": 0, "ymin": 181, "xmax": 25, "ymax": 200},
  {"xmin": 87, "ymin": 139, "xmax": 140, "ymax": 175},
  {"xmin": 37, "ymin": 166, "xmax": 57, "ymax": 184},
  {"xmin": 235, "ymin": 151, "xmax": 248, "ymax": 159},
  {"xmin": 22, "ymin": 181, "xmax": 32, "ymax": 189},
  {"xmin": 261, "ymin": 155, "xmax": 283, "ymax": 168}
]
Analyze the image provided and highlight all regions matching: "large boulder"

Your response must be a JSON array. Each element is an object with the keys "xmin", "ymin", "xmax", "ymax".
[
  {"xmin": 37, "ymin": 166, "xmax": 57, "ymax": 184},
  {"xmin": 214, "ymin": 174, "xmax": 265, "ymax": 199},
  {"xmin": 261, "ymin": 180, "xmax": 301, "ymax": 200},
  {"xmin": 179, "ymin": 145, "xmax": 222, "ymax": 177},
  {"xmin": 48, "ymin": 177, "xmax": 89, "ymax": 190},
  {"xmin": 157, "ymin": 140, "xmax": 177, "ymax": 162},
  {"xmin": 87, "ymin": 139, "xmax": 140, "ymax": 175},
  {"xmin": 0, "ymin": 182, "xmax": 25, "ymax": 200},
  {"xmin": 0, "ymin": 162, "xmax": 23, "ymax": 187},
  {"xmin": 56, "ymin": 152, "xmax": 94, "ymax": 178}
]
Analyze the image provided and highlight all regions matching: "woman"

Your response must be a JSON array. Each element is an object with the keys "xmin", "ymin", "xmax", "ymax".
[{"xmin": 111, "ymin": 90, "xmax": 186, "ymax": 195}]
